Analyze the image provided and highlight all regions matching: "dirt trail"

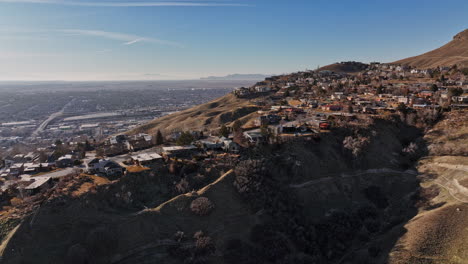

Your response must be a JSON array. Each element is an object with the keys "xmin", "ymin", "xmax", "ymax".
[
  {"xmin": 290, "ymin": 168, "xmax": 417, "ymax": 189},
  {"xmin": 0, "ymin": 223, "xmax": 21, "ymax": 260},
  {"xmin": 429, "ymin": 162, "xmax": 468, "ymax": 203}
]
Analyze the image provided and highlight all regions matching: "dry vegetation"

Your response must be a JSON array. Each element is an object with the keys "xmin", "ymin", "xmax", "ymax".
[
  {"xmin": 129, "ymin": 93, "xmax": 259, "ymax": 136},
  {"xmin": 388, "ymin": 110, "xmax": 468, "ymax": 264},
  {"xmin": 0, "ymin": 111, "xmax": 466, "ymax": 263},
  {"xmin": 394, "ymin": 29, "xmax": 468, "ymax": 68}
]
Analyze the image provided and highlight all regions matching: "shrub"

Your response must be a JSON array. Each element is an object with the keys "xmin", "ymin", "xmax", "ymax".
[
  {"xmin": 343, "ymin": 136, "xmax": 370, "ymax": 157},
  {"xmin": 10, "ymin": 197, "xmax": 23, "ymax": 207},
  {"xmin": 175, "ymin": 178, "xmax": 190, "ymax": 194},
  {"xmin": 402, "ymin": 142, "xmax": 418, "ymax": 154},
  {"xmin": 219, "ymin": 124, "xmax": 229, "ymax": 138},
  {"xmin": 176, "ymin": 131, "xmax": 194, "ymax": 146},
  {"xmin": 190, "ymin": 197, "xmax": 214, "ymax": 216},
  {"xmin": 193, "ymin": 231, "xmax": 215, "ymax": 255},
  {"xmin": 233, "ymin": 160, "xmax": 265, "ymax": 194},
  {"xmin": 174, "ymin": 231, "xmax": 185, "ymax": 242}
]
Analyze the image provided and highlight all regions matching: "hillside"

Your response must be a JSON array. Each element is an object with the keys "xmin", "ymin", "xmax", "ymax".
[
  {"xmin": 393, "ymin": 29, "xmax": 468, "ymax": 68},
  {"xmin": 318, "ymin": 61, "xmax": 369, "ymax": 73},
  {"xmin": 129, "ymin": 93, "xmax": 260, "ymax": 136},
  {"xmin": 1, "ymin": 115, "xmax": 439, "ymax": 264},
  {"xmin": 388, "ymin": 110, "xmax": 468, "ymax": 264}
]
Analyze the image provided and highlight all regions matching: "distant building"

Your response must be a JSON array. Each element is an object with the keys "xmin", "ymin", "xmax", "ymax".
[
  {"xmin": 233, "ymin": 87, "xmax": 251, "ymax": 98},
  {"xmin": 397, "ymin": 96, "xmax": 409, "ymax": 104},
  {"xmin": 254, "ymin": 86, "xmax": 272, "ymax": 93},
  {"xmin": 321, "ymin": 105, "xmax": 343, "ymax": 111}
]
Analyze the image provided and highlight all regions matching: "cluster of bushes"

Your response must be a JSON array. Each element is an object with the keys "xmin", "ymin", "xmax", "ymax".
[
  {"xmin": 233, "ymin": 159, "xmax": 266, "ymax": 196},
  {"xmin": 232, "ymin": 159, "xmax": 322, "ymax": 262},
  {"xmin": 230, "ymin": 145, "xmax": 411, "ymax": 263},
  {"xmin": 429, "ymin": 142, "xmax": 468, "ymax": 156},
  {"xmin": 169, "ymin": 230, "xmax": 215, "ymax": 264},
  {"xmin": 401, "ymin": 139, "xmax": 427, "ymax": 164},
  {"xmin": 0, "ymin": 217, "xmax": 21, "ymax": 244},
  {"xmin": 406, "ymin": 109, "xmax": 442, "ymax": 127}
]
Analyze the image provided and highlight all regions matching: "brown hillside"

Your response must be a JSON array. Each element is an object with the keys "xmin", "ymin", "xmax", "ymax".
[
  {"xmin": 393, "ymin": 29, "xmax": 468, "ymax": 68},
  {"xmin": 388, "ymin": 111, "xmax": 468, "ymax": 264},
  {"xmin": 129, "ymin": 93, "xmax": 259, "ymax": 136}
]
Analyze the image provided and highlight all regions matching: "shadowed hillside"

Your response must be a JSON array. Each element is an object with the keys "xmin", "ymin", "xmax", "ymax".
[
  {"xmin": 1, "ymin": 115, "xmax": 437, "ymax": 264},
  {"xmin": 393, "ymin": 29, "xmax": 468, "ymax": 68},
  {"xmin": 318, "ymin": 61, "xmax": 369, "ymax": 74}
]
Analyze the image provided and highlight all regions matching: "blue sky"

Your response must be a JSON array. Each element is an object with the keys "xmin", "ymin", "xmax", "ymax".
[{"xmin": 0, "ymin": 0, "xmax": 467, "ymax": 80}]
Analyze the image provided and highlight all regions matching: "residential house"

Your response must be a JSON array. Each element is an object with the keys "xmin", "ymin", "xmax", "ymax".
[
  {"xmin": 197, "ymin": 137, "xmax": 224, "ymax": 151},
  {"xmin": 130, "ymin": 152, "xmax": 163, "ymax": 165},
  {"xmin": 9, "ymin": 163, "xmax": 24, "ymax": 177},
  {"xmin": 129, "ymin": 134, "xmax": 153, "ymax": 151},
  {"xmin": 87, "ymin": 159, "xmax": 125, "ymax": 177},
  {"xmin": 23, "ymin": 176, "xmax": 52, "ymax": 195},
  {"xmin": 321, "ymin": 105, "xmax": 343, "ymax": 111},
  {"xmin": 222, "ymin": 139, "xmax": 240, "ymax": 153},
  {"xmin": 56, "ymin": 154, "xmax": 74, "ymax": 168},
  {"xmin": 397, "ymin": 96, "xmax": 409, "ymax": 104},
  {"xmin": 243, "ymin": 129, "xmax": 265, "ymax": 144},
  {"xmin": 419, "ymin": 90, "xmax": 434, "ymax": 98},
  {"xmin": 162, "ymin": 145, "xmax": 198, "ymax": 158}
]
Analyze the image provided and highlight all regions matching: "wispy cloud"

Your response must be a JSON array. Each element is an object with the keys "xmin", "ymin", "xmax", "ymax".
[
  {"xmin": 0, "ymin": 0, "xmax": 249, "ymax": 7},
  {"xmin": 123, "ymin": 38, "xmax": 144, "ymax": 46},
  {"xmin": 59, "ymin": 29, "xmax": 183, "ymax": 47}
]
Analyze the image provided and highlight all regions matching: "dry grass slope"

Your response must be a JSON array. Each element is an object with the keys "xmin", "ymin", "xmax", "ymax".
[
  {"xmin": 128, "ymin": 93, "xmax": 259, "ymax": 135},
  {"xmin": 393, "ymin": 29, "xmax": 468, "ymax": 68}
]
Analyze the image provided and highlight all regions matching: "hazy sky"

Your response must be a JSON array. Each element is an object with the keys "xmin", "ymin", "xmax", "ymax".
[{"xmin": 0, "ymin": 0, "xmax": 467, "ymax": 81}]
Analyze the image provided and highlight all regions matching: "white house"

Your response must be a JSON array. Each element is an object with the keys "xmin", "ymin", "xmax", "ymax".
[
  {"xmin": 255, "ymin": 86, "xmax": 271, "ymax": 93},
  {"xmin": 87, "ymin": 158, "xmax": 124, "ymax": 177}
]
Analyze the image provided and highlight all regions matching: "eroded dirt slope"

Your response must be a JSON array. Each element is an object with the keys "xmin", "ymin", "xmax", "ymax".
[{"xmin": 388, "ymin": 110, "xmax": 468, "ymax": 264}]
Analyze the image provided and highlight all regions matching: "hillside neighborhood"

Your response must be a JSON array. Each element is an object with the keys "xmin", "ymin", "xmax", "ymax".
[{"xmin": 0, "ymin": 62, "xmax": 467, "ymax": 207}]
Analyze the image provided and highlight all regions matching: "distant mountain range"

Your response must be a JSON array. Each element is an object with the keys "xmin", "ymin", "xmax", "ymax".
[
  {"xmin": 393, "ymin": 29, "xmax": 468, "ymax": 68},
  {"xmin": 200, "ymin": 74, "xmax": 271, "ymax": 81}
]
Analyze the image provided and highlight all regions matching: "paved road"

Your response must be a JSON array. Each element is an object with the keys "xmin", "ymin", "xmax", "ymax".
[
  {"xmin": 31, "ymin": 110, "xmax": 64, "ymax": 137},
  {"xmin": 31, "ymin": 99, "xmax": 75, "ymax": 137}
]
